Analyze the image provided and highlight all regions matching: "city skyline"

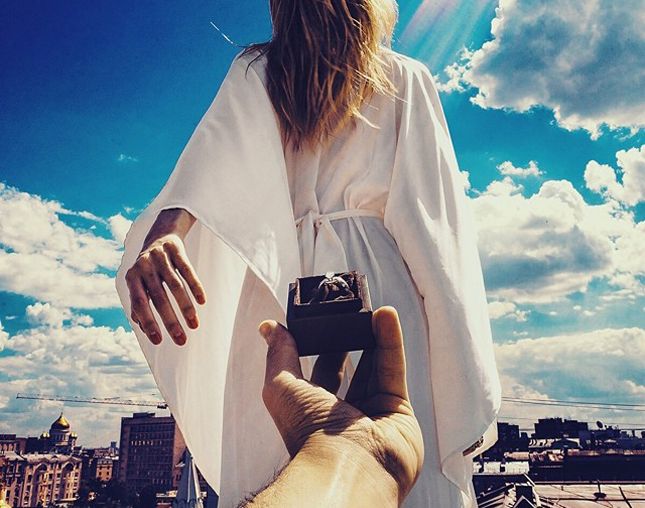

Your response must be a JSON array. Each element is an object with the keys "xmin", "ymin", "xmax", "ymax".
[
  {"xmin": 1, "ymin": 0, "xmax": 643, "ymax": 445},
  {"xmin": 3, "ymin": 408, "xmax": 643, "ymax": 453}
]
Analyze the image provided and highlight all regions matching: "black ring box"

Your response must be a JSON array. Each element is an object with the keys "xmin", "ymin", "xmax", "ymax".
[{"xmin": 286, "ymin": 271, "xmax": 377, "ymax": 357}]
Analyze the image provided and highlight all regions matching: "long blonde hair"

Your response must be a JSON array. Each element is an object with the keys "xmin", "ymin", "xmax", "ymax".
[{"xmin": 243, "ymin": 0, "xmax": 398, "ymax": 151}]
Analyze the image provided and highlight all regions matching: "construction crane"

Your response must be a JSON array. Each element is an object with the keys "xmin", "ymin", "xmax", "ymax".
[{"xmin": 16, "ymin": 392, "xmax": 168, "ymax": 409}]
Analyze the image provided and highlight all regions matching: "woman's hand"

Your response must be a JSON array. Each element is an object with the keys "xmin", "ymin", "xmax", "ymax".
[{"xmin": 125, "ymin": 208, "xmax": 206, "ymax": 345}]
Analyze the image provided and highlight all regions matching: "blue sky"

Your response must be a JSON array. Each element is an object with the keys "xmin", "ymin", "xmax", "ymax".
[{"xmin": 1, "ymin": 0, "xmax": 643, "ymax": 443}]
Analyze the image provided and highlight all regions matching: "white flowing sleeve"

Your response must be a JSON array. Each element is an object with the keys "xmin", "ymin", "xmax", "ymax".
[
  {"xmin": 383, "ymin": 58, "xmax": 501, "ymax": 502},
  {"xmin": 114, "ymin": 51, "xmax": 299, "ymax": 493}
]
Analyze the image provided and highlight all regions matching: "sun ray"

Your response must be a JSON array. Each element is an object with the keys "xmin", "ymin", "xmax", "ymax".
[{"xmin": 398, "ymin": 0, "xmax": 497, "ymax": 74}]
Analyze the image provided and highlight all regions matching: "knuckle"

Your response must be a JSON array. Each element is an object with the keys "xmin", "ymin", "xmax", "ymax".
[
  {"xmin": 131, "ymin": 296, "xmax": 148, "ymax": 309},
  {"xmin": 264, "ymin": 372, "xmax": 291, "ymax": 404},
  {"xmin": 137, "ymin": 260, "xmax": 154, "ymax": 276},
  {"xmin": 137, "ymin": 252, "xmax": 152, "ymax": 264},
  {"xmin": 148, "ymin": 288, "xmax": 165, "ymax": 302},
  {"xmin": 181, "ymin": 305, "xmax": 196, "ymax": 317},
  {"xmin": 261, "ymin": 385, "xmax": 278, "ymax": 411},
  {"xmin": 149, "ymin": 247, "xmax": 166, "ymax": 261},
  {"xmin": 167, "ymin": 278, "xmax": 184, "ymax": 292},
  {"xmin": 174, "ymin": 254, "xmax": 189, "ymax": 268},
  {"xmin": 163, "ymin": 241, "xmax": 179, "ymax": 253},
  {"xmin": 141, "ymin": 319, "xmax": 155, "ymax": 330}
]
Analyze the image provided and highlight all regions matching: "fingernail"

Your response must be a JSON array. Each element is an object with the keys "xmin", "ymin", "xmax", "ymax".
[
  {"xmin": 149, "ymin": 331, "xmax": 161, "ymax": 344},
  {"xmin": 258, "ymin": 321, "xmax": 275, "ymax": 343},
  {"xmin": 173, "ymin": 330, "xmax": 186, "ymax": 345},
  {"xmin": 188, "ymin": 317, "xmax": 198, "ymax": 328}
]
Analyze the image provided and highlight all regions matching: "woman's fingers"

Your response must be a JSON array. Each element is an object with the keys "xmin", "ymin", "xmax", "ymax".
[
  {"xmin": 165, "ymin": 242, "xmax": 206, "ymax": 305},
  {"xmin": 126, "ymin": 235, "xmax": 205, "ymax": 346},
  {"xmin": 150, "ymin": 248, "xmax": 199, "ymax": 329},
  {"xmin": 126, "ymin": 272, "xmax": 162, "ymax": 344},
  {"xmin": 140, "ymin": 266, "xmax": 186, "ymax": 346}
]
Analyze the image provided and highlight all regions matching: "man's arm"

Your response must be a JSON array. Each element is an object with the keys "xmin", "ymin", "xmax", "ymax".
[
  {"xmin": 239, "ymin": 440, "xmax": 398, "ymax": 508},
  {"xmin": 240, "ymin": 308, "xmax": 424, "ymax": 507}
]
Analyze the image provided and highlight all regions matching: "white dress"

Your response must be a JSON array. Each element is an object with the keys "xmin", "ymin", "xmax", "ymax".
[{"xmin": 115, "ymin": 48, "xmax": 501, "ymax": 507}]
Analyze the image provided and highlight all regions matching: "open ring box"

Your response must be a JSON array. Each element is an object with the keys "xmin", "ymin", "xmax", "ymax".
[{"xmin": 286, "ymin": 270, "xmax": 377, "ymax": 357}]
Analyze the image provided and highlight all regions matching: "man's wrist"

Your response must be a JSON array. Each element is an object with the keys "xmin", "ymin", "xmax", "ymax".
[
  {"xmin": 243, "ymin": 436, "xmax": 398, "ymax": 508},
  {"xmin": 298, "ymin": 437, "xmax": 400, "ymax": 506}
]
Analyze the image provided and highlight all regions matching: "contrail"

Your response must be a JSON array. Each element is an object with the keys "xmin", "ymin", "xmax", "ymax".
[{"xmin": 209, "ymin": 21, "xmax": 238, "ymax": 47}]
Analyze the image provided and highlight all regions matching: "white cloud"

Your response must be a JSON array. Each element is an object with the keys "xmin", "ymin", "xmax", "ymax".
[
  {"xmin": 442, "ymin": 0, "xmax": 645, "ymax": 138},
  {"xmin": 117, "ymin": 153, "xmax": 139, "ymax": 163},
  {"xmin": 496, "ymin": 327, "xmax": 645, "ymax": 405},
  {"xmin": 108, "ymin": 213, "xmax": 133, "ymax": 244},
  {"xmin": 0, "ymin": 183, "xmax": 123, "ymax": 308},
  {"xmin": 472, "ymin": 159, "xmax": 644, "ymax": 304},
  {"xmin": 0, "ymin": 320, "xmax": 8, "ymax": 352},
  {"xmin": 585, "ymin": 145, "xmax": 645, "ymax": 206},
  {"xmin": 0, "ymin": 316, "xmax": 158, "ymax": 446},
  {"xmin": 488, "ymin": 301, "xmax": 528, "ymax": 322},
  {"xmin": 25, "ymin": 303, "xmax": 72, "ymax": 328},
  {"xmin": 435, "ymin": 52, "xmax": 472, "ymax": 93},
  {"xmin": 72, "ymin": 314, "xmax": 94, "ymax": 327},
  {"xmin": 483, "ymin": 175, "xmax": 524, "ymax": 197},
  {"xmin": 497, "ymin": 160, "xmax": 543, "ymax": 178},
  {"xmin": 23, "ymin": 302, "xmax": 95, "ymax": 329},
  {"xmin": 459, "ymin": 170, "xmax": 472, "ymax": 192}
]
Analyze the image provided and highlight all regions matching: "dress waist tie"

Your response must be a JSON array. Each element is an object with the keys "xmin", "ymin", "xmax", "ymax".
[{"xmin": 294, "ymin": 208, "xmax": 383, "ymax": 276}]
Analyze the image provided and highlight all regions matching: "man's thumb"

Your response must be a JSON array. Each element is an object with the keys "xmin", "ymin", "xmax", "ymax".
[{"xmin": 259, "ymin": 320, "xmax": 304, "ymax": 387}]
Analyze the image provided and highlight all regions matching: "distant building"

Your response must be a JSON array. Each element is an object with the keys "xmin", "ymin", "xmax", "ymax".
[
  {"xmin": 118, "ymin": 412, "xmax": 186, "ymax": 493},
  {"xmin": 0, "ymin": 413, "xmax": 83, "ymax": 507},
  {"xmin": 23, "ymin": 412, "xmax": 78, "ymax": 455},
  {"xmin": 0, "ymin": 451, "xmax": 82, "ymax": 507},
  {"xmin": 533, "ymin": 418, "xmax": 588, "ymax": 439},
  {"xmin": 530, "ymin": 448, "xmax": 645, "ymax": 481},
  {"xmin": 473, "ymin": 457, "xmax": 530, "ymax": 495},
  {"xmin": 483, "ymin": 423, "xmax": 529, "ymax": 460},
  {"xmin": 80, "ymin": 442, "xmax": 119, "ymax": 484},
  {"xmin": 156, "ymin": 449, "xmax": 207, "ymax": 508},
  {"xmin": 0, "ymin": 435, "xmax": 28, "ymax": 455},
  {"xmin": 95, "ymin": 455, "xmax": 116, "ymax": 483},
  {"xmin": 477, "ymin": 478, "xmax": 645, "ymax": 507},
  {"xmin": 0, "ymin": 483, "xmax": 11, "ymax": 508}
]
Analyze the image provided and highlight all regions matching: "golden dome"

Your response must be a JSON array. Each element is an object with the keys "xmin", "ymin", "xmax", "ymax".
[{"xmin": 50, "ymin": 412, "xmax": 71, "ymax": 430}]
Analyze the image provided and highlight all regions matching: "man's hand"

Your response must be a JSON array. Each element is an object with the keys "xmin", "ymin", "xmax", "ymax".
[
  {"xmin": 256, "ymin": 306, "xmax": 424, "ymax": 506},
  {"xmin": 126, "ymin": 208, "xmax": 206, "ymax": 345}
]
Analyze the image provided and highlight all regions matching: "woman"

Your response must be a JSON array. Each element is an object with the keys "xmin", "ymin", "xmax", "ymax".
[{"xmin": 115, "ymin": 0, "xmax": 501, "ymax": 506}]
